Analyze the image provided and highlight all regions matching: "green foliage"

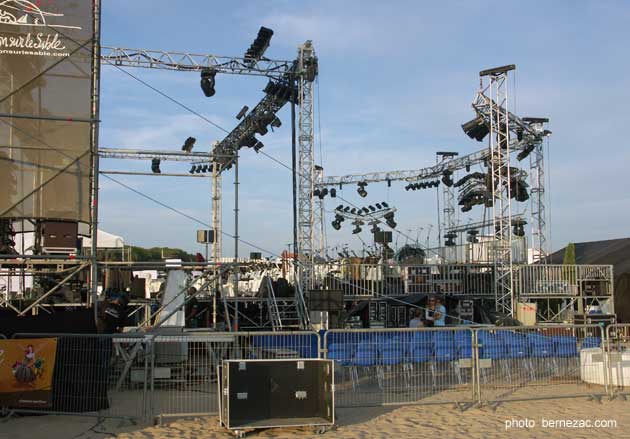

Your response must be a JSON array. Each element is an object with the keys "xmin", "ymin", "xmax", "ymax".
[
  {"xmin": 563, "ymin": 242, "xmax": 576, "ymax": 265},
  {"xmin": 98, "ymin": 246, "xmax": 196, "ymax": 262}
]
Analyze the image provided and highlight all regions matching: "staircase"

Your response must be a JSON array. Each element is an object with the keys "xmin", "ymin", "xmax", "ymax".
[{"xmin": 267, "ymin": 277, "xmax": 306, "ymax": 330}]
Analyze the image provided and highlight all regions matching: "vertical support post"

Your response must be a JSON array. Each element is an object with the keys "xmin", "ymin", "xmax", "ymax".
[
  {"xmin": 90, "ymin": 0, "xmax": 102, "ymax": 322},
  {"xmin": 211, "ymin": 153, "xmax": 222, "ymax": 329},
  {"xmin": 233, "ymin": 152, "xmax": 239, "ymax": 329}
]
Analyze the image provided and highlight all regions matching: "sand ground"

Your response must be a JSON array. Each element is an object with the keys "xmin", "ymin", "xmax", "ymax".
[{"xmin": 3, "ymin": 397, "xmax": 629, "ymax": 439}]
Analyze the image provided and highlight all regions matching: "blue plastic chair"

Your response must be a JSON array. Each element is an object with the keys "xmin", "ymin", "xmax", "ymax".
[{"xmin": 581, "ymin": 336, "xmax": 601, "ymax": 349}]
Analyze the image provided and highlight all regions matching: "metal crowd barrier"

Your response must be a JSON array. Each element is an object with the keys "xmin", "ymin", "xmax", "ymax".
[
  {"xmin": 3, "ymin": 325, "xmax": 628, "ymax": 421},
  {"xmin": 150, "ymin": 331, "xmax": 320, "ymax": 418},
  {"xmin": 475, "ymin": 325, "xmax": 608, "ymax": 403},
  {"xmin": 11, "ymin": 332, "xmax": 151, "ymax": 420},
  {"xmin": 606, "ymin": 324, "xmax": 630, "ymax": 399},
  {"xmin": 324, "ymin": 327, "xmax": 476, "ymax": 407}
]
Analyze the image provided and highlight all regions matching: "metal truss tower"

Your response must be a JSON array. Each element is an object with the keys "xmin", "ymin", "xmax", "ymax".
[
  {"xmin": 528, "ymin": 125, "xmax": 547, "ymax": 263},
  {"xmin": 297, "ymin": 41, "xmax": 317, "ymax": 290},
  {"xmin": 437, "ymin": 152, "xmax": 458, "ymax": 261},
  {"xmin": 476, "ymin": 65, "xmax": 515, "ymax": 316}
]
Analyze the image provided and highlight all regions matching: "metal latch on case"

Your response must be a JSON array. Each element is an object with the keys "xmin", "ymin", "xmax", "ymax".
[
  {"xmin": 237, "ymin": 392, "xmax": 248, "ymax": 400},
  {"xmin": 295, "ymin": 391, "xmax": 307, "ymax": 399}
]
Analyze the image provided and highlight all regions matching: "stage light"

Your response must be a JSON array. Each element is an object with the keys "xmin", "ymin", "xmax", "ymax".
[
  {"xmin": 313, "ymin": 189, "xmax": 321, "ymax": 198},
  {"xmin": 195, "ymin": 165, "xmax": 204, "ymax": 174},
  {"xmin": 239, "ymin": 136, "xmax": 258, "ymax": 149},
  {"xmin": 151, "ymin": 158, "xmax": 161, "ymax": 174},
  {"xmin": 319, "ymin": 188, "xmax": 328, "ymax": 199},
  {"xmin": 182, "ymin": 136, "xmax": 196, "ymax": 153},
  {"xmin": 343, "ymin": 206, "xmax": 351, "ymax": 212},
  {"xmin": 444, "ymin": 232, "xmax": 457, "ymax": 247},
  {"xmin": 362, "ymin": 207, "xmax": 370, "ymax": 214},
  {"xmin": 405, "ymin": 184, "xmax": 412, "ymax": 191},
  {"xmin": 376, "ymin": 203, "xmax": 383, "ymax": 209},
  {"xmin": 336, "ymin": 205, "xmax": 344, "ymax": 211},
  {"xmin": 244, "ymin": 26, "xmax": 274, "ymax": 65},
  {"xmin": 357, "ymin": 182, "xmax": 368, "ymax": 198},
  {"xmin": 352, "ymin": 221, "xmax": 363, "ymax": 234},
  {"xmin": 201, "ymin": 165, "xmax": 209, "ymax": 172},
  {"xmin": 467, "ymin": 229, "xmax": 479, "ymax": 243},
  {"xmin": 442, "ymin": 170, "xmax": 454, "ymax": 187},
  {"xmin": 236, "ymin": 106, "xmax": 249, "ymax": 120},
  {"xmin": 382, "ymin": 202, "xmax": 389, "ymax": 208},
  {"xmin": 200, "ymin": 68, "xmax": 217, "ymax": 97},
  {"xmin": 332, "ymin": 220, "xmax": 341, "ymax": 231},
  {"xmin": 350, "ymin": 208, "xmax": 357, "ymax": 214},
  {"xmin": 369, "ymin": 205, "xmax": 376, "ymax": 212},
  {"xmin": 253, "ymin": 140, "xmax": 264, "ymax": 152},
  {"xmin": 517, "ymin": 144, "xmax": 536, "ymax": 161},
  {"xmin": 189, "ymin": 165, "xmax": 196, "ymax": 174},
  {"xmin": 330, "ymin": 188, "xmax": 337, "ymax": 198},
  {"xmin": 466, "ymin": 164, "xmax": 471, "ymax": 172},
  {"xmin": 371, "ymin": 223, "xmax": 381, "ymax": 234},
  {"xmin": 462, "ymin": 116, "xmax": 489, "ymax": 141},
  {"xmin": 271, "ymin": 117, "xmax": 282, "ymax": 129}
]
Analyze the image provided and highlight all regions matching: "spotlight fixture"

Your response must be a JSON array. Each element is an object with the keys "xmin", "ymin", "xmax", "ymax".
[
  {"xmin": 382, "ymin": 202, "xmax": 389, "ymax": 208},
  {"xmin": 370, "ymin": 223, "xmax": 381, "ymax": 234},
  {"xmin": 343, "ymin": 206, "xmax": 351, "ymax": 213},
  {"xmin": 253, "ymin": 140, "xmax": 265, "ymax": 152},
  {"xmin": 200, "ymin": 67, "xmax": 217, "ymax": 97},
  {"xmin": 444, "ymin": 232, "xmax": 457, "ymax": 247},
  {"xmin": 244, "ymin": 26, "xmax": 274, "ymax": 65},
  {"xmin": 465, "ymin": 164, "xmax": 471, "ymax": 172},
  {"xmin": 331, "ymin": 220, "xmax": 342, "ymax": 231},
  {"xmin": 313, "ymin": 189, "xmax": 321, "ymax": 198},
  {"xmin": 462, "ymin": 116, "xmax": 489, "ymax": 141},
  {"xmin": 201, "ymin": 165, "xmax": 209, "ymax": 173},
  {"xmin": 350, "ymin": 208, "xmax": 357, "ymax": 214},
  {"xmin": 357, "ymin": 182, "xmax": 368, "ymax": 198},
  {"xmin": 369, "ymin": 205, "xmax": 376, "ymax": 212},
  {"xmin": 512, "ymin": 219, "xmax": 527, "ymax": 237},
  {"xmin": 384, "ymin": 212, "xmax": 397, "ymax": 229},
  {"xmin": 189, "ymin": 165, "xmax": 196, "ymax": 174},
  {"xmin": 236, "ymin": 105, "xmax": 249, "ymax": 120},
  {"xmin": 330, "ymin": 188, "xmax": 337, "ymax": 198},
  {"xmin": 181, "ymin": 136, "xmax": 196, "ymax": 153},
  {"xmin": 151, "ymin": 158, "xmax": 161, "ymax": 174},
  {"xmin": 336, "ymin": 205, "xmax": 344, "ymax": 211},
  {"xmin": 318, "ymin": 188, "xmax": 328, "ymax": 200},
  {"xmin": 441, "ymin": 170, "xmax": 454, "ymax": 187},
  {"xmin": 376, "ymin": 203, "xmax": 383, "ymax": 209},
  {"xmin": 352, "ymin": 221, "xmax": 363, "ymax": 234},
  {"xmin": 362, "ymin": 207, "xmax": 370, "ymax": 214},
  {"xmin": 270, "ymin": 117, "xmax": 282, "ymax": 129},
  {"xmin": 466, "ymin": 229, "xmax": 480, "ymax": 244}
]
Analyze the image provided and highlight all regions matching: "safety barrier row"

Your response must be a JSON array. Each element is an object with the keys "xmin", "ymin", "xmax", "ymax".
[{"xmin": 2, "ymin": 325, "xmax": 629, "ymax": 421}]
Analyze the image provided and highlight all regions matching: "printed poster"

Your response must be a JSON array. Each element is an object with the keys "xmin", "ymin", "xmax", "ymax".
[{"xmin": 0, "ymin": 338, "xmax": 58, "ymax": 408}]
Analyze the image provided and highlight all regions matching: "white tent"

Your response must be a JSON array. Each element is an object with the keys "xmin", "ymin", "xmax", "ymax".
[{"xmin": 82, "ymin": 230, "xmax": 125, "ymax": 249}]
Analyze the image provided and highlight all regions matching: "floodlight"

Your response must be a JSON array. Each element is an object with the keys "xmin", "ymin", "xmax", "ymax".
[
  {"xmin": 200, "ymin": 68, "xmax": 217, "ymax": 97},
  {"xmin": 182, "ymin": 136, "xmax": 196, "ymax": 153},
  {"xmin": 151, "ymin": 158, "xmax": 161, "ymax": 174},
  {"xmin": 462, "ymin": 116, "xmax": 489, "ymax": 142}
]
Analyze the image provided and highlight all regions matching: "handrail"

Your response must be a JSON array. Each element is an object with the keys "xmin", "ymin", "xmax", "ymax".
[{"xmin": 267, "ymin": 275, "xmax": 283, "ymax": 331}]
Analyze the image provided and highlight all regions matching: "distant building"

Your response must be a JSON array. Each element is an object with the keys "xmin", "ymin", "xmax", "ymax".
[{"xmin": 547, "ymin": 238, "xmax": 630, "ymax": 323}]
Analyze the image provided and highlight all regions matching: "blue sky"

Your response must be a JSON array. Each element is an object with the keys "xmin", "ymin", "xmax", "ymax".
[{"xmin": 98, "ymin": 0, "xmax": 630, "ymax": 258}]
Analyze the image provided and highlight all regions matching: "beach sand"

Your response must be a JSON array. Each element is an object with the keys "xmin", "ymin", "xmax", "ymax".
[{"xmin": 4, "ymin": 397, "xmax": 629, "ymax": 439}]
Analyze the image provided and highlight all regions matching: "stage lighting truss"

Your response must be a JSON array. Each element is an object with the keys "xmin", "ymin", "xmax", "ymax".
[
  {"xmin": 331, "ymin": 203, "xmax": 397, "ymax": 231},
  {"xmin": 457, "ymin": 178, "xmax": 490, "ymax": 212},
  {"xmin": 211, "ymin": 79, "xmax": 297, "ymax": 172}
]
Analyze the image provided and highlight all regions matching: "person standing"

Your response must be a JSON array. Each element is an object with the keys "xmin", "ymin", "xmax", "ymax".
[{"xmin": 433, "ymin": 297, "xmax": 447, "ymax": 326}]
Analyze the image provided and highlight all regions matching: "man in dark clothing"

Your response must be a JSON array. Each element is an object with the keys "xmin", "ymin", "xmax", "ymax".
[{"xmin": 185, "ymin": 287, "xmax": 200, "ymax": 328}]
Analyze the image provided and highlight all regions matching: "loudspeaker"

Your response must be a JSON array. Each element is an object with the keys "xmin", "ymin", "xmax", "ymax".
[
  {"xmin": 374, "ymin": 231, "xmax": 393, "ymax": 243},
  {"xmin": 196, "ymin": 229, "xmax": 215, "ymax": 244},
  {"xmin": 308, "ymin": 290, "xmax": 343, "ymax": 312},
  {"xmin": 41, "ymin": 221, "xmax": 78, "ymax": 253}
]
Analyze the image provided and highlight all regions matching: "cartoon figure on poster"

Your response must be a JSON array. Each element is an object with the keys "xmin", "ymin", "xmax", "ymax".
[{"xmin": 11, "ymin": 344, "xmax": 46, "ymax": 385}]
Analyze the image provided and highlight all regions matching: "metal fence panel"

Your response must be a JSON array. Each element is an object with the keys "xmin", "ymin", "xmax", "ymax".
[
  {"xmin": 475, "ymin": 325, "xmax": 607, "ymax": 403},
  {"xmin": 11, "ymin": 333, "xmax": 150, "ymax": 420},
  {"xmin": 324, "ymin": 328, "xmax": 476, "ymax": 407},
  {"xmin": 150, "ymin": 331, "xmax": 320, "ymax": 418},
  {"xmin": 606, "ymin": 324, "xmax": 630, "ymax": 398}
]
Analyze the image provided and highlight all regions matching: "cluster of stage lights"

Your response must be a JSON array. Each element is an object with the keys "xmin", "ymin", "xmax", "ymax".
[
  {"xmin": 312, "ymin": 187, "xmax": 336, "ymax": 199},
  {"xmin": 331, "ymin": 202, "xmax": 396, "ymax": 233},
  {"xmin": 405, "ymin": 180, "xmax": 440, "ymax": 191},
  {"xmin": 189, "ymin": 163, "xmax": 212, "ymax": 174}
]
